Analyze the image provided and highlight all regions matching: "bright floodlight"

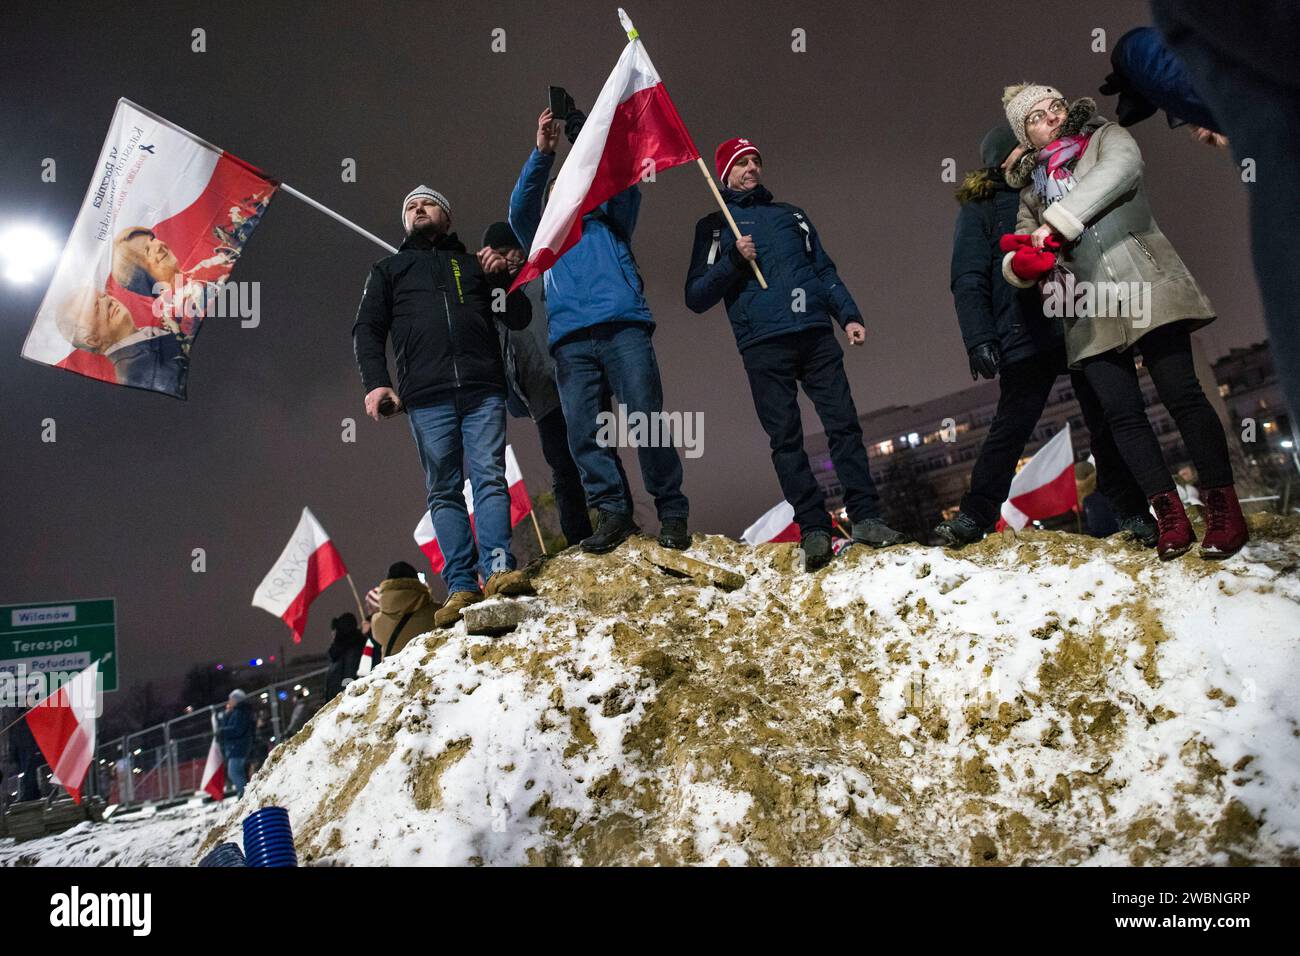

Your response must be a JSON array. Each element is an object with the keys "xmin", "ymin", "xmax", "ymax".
[{"xmin": 0, "ymin": 224, "xmax": 60, "ymax": 283}]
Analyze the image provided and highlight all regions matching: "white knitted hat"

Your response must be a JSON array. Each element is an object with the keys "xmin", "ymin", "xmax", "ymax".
[
  {"xmin": 1003, "ymin": 83, "xmax": 1064, "ymax": 147},
  {"xmin": 401, "ymin": 185, "xmax": 451, "ymax": 228}
]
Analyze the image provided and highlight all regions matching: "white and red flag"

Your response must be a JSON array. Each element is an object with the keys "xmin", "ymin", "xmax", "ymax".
[
  {"xmin": 200, "ymin": 736, "xmax": 226, "ymax": 800},
  {"xmin": 996, "ymin": 424, "xmax": 1079, "ymax": 530},
  {"xmin": 414, "ymin": 445, "xmax": 533, "ymax": 573},
  {"xmin": 509, "ymin": 12, "xmax": 699, "ymax": 292},
  {"xmin": 252, "ymin": 507, "xmax": 348, "ymax": 643},
  {"xmin": 20, "ymin": 98, "xmax": 276, "ymax": 399},
  {"xmin": 742, "ymin": 500, "xmax": 801, "ymax": 545},
  {"xmin": 24, "ymin": 660, "xmax": 100, "ymax": 805}
]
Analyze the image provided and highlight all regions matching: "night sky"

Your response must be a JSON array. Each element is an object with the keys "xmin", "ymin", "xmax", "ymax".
[{"xmin": 0, "ymin": 1, "xmax": 1266, "ymax": 705}]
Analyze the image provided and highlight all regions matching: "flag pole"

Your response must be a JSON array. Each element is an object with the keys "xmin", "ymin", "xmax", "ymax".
[
  {"xmin": 613, "ymin": 11, "xmax": 768, "ymax": 290},
  {"xmin": 344, "ymin": 572, "xmax": 367, "ymax": 622},
  {"xmin": 279, "ymin": 184, "xmax": 397, "ymax": 254},
  {"xmin": 529, "ymin": 510, "xmax": 549, "ymax": 555}
]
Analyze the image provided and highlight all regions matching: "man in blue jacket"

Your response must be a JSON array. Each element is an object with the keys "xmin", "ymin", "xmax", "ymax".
[
  {"xmin": 510, "ymin": 107, "xmax": 690, "ymax": 554},
  {"xmin": 685, "ymin": 137, "xmax": 904, "ymax": 571}
]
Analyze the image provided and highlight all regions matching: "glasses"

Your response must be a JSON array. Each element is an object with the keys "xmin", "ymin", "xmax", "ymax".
[{"xmin": 1026, "ymin": 99, "xmax": 1068, "ymax": 128}]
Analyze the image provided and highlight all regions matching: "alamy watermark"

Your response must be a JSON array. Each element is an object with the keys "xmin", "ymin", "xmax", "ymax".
[
  {"xmin": 596, "ymin": 403, "xmax": 703, "ymax": 459},
  {"xmin": 1042, "ymin": 273, "xmax": 1151, "ymax": 328}
]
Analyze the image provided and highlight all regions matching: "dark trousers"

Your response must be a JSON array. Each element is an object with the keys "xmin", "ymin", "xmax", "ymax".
[
  {"xmin": 741, "ymin": 326, "xmax": 880, "ymax": 533},
  {"xmin": 962, "ymin": 349, "xmax": 1147, "ymax": 528},
  {"xmin": 535, "ymin": 406, "xmax": 595, "ymax": 545},
  {"xmin": 1080, "ymin": 322, "xmax": 1233, "ymax": 497}
]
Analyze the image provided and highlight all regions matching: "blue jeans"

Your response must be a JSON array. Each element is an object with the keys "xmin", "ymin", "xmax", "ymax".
[
  {"xmin": 408, "ymin": 391, "xmax": 515, "ymax": 594},
  {"xmin": 553, "ymin": 322, "xmax": 689, "ymax": 520},
  {"xmin": 226, "ymin": 756, "xmax": 247, "ymax": 799}
]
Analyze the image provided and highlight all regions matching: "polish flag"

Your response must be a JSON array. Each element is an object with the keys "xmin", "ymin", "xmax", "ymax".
[
  {"xmin": 996, "ymin": 424, "xmax": 1079, "ymax": 530},
  {"xmin": 509, "ymin": 15, "xmax": 699, "ymax": 292},
  {"xmin": 414, "ymin": 445, "xmax": 533, "ymax": 573},
  {"xmin": 357, "ymin": 637, "xmax": 378, "ymax": 678},
  {"xmin": 742, "ymin": 500, "xmax": 801, "ymax": 545},
  {"xmin": 252, "ymin": 507, "xmax": 348, "ymax": 642},
  {"xmin": 20, "ymin": 98, "xmax": 276, "ymax": 399},
  {"xmin": 200, "ymin": 736, "xmax": 226, "ymax": 800},
  {"xmin": 25, "ymin": 660, "xmax": 100, "ymax": 805}
]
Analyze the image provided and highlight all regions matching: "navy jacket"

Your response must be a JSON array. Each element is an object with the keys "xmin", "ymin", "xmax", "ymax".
[
  {"xmin": 684, "ymin": 185, "xmax": 861, "ymax": 352},
  {"xmin": 352, "ymin": 231, "xmax": 532, "ymax": 411},
  {"xmin": 219, "ymin": 702, "xmax": 253, "ymax": 760},
  {"xmin": 508, "ymin": 148, "xmax": 653, "ymax": 349},
  {"xmin": 950, "ymin": 173, "xmax": 1061, "ymax": 366}
]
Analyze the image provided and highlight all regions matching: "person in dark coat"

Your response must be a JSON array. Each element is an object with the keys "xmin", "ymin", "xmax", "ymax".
[
  {"xmin": 352, "ymin": 186, "xmax": 536, "ymax": 629},
  {"xmin": 217, "ymin": 689, "xmax": 253, "ymax": 799},
  {"xmin": 935, "ymin": 125, "xmax": 1154, "ymax": 548},
  {"xmin": 325, "ymin": 612, "xmax": 366, "ymax": 698},
  {"xmin": 1098, "ymin": 26, "xmax": 1220, "ymax": 133},
  {"xmin": 481, "ymin": 221, "xmax": 631, "ymax": 547},
  {"xmin": 685, "ymin": 137, "xmax": 905, "ymax": 571}
]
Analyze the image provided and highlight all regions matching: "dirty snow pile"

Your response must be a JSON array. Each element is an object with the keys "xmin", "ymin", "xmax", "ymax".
[
  {"xmin": 198, "ymin": 516, "xmax": 1300, "ymax": 866},
  {"xmin": 0, "ymin": 800, "xmax": 224, "ymax": 867}
]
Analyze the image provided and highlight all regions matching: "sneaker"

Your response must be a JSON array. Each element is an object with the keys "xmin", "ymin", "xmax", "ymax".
[
  {"xmin": 851, "ymin": 517, "xmax": 907, "ymax": 548},
  {"xmin": 802, "ymin": 529, "xmax": 834, "ymax": 572},
  {"xmin": 484, "ymin": 568, "xmax": 535, "ymax": 598},
  {"xmin": 580, "ymin": 510, "xmax": 639, "ymax": 554},
  {"xmin": 1199, "ymin": 485, "xmax": 1248, "ymax": 559},
  {"xmin": 934, "ymin": 512, "xmax": 984, "ymax": 549},
  {"xmin": 658, "ymin": 517, "xmax": 690, "ymax": 550},
  {"xmin": 434, "ymin": 590, "xmax": 483, "ymax": 628},
  {"xmin": 1117, "ymin": 512, "xmax": 1158, "ymax": 548},
  {"xmin": 1149, "ymin": 490, "xmax": 1196, "ymax": 561}
]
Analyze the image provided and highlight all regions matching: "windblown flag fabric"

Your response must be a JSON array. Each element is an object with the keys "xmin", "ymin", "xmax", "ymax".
[{"xmin": 21, "ymin": 98, "xmax": 276, "ymax": 399}]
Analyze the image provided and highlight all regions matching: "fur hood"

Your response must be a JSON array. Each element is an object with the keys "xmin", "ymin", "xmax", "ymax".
[
  {"xmin": 955, "ymin": 166, "xmax": 1017, "ymax": 204},
  {"xmin": 1005, "ymin": 97, "xmax": 1102, "ymax": 189}
]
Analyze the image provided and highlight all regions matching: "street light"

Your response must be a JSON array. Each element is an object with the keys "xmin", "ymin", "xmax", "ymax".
[{"xmin": 0, "ymin": 224, "xmax": 59, "ymax": 283}]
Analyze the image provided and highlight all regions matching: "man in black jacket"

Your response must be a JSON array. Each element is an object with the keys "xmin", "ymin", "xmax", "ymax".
[
  {"xmin": 936, "ymin": 127, "xmax": 1154, "ymax": 547},
  {"xmin": 353, "ymin": 186, "xmax": 535, "ymax": 628}
]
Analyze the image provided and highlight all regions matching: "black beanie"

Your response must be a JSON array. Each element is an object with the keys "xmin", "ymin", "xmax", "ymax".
[
  {"xmin": 387, "ymin": 561, "xmax": 419, "ymax": 580},
  {"xmin": 482, "ymin": 221, "xmax": 522, "ymax": 250},
  {"xmin": 979, "ymin": 125, "xmax": 1021, "ymax": 169}
]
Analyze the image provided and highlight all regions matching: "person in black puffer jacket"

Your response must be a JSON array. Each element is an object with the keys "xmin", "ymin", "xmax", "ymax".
[
  {"xmin": 935, "ymin": 125, "xmax": 1152, "ymax": 548},
  {"xmin": 352, "ymin": 187, "xmax": 536, "ymax": 628}
]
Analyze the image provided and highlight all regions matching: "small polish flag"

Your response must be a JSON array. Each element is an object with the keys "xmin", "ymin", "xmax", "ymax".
[
  {"xmin": 252, "ymin": 507, "xmax": 348, "ymax": 643},
  {"xmin": 200, "ymin": 736, "xmax": 226, "ymax": 800},
  {"xmin": 742, "ymin": 500, "xmax": 801, "ymax": 545},
  {"xmin": 996, "ymin": 424, "xmax": 1078, "ymax": 530},
  {"xmin": 414, "ymin": 445, "xmax": 534, "ymax": 573},
  {"xmin": 357, "ymin": 637, "xmax": 378, "ymax": 678},
  {"xmin": 24, "ymin": 660, "xmax": 100, "ymax": 805},
  {"xmin": 509, "ymin": 12, "xmax": 699, "ymax": 292}
]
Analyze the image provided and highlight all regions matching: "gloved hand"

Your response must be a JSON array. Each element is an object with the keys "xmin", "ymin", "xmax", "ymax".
[
  {"xmin": 1008, "ymin": 245, "xmax": 1058, "ymax": 282},
  {"xmin": 968, "ymin": 342, "xmax": 1002, "ymax": 381}
]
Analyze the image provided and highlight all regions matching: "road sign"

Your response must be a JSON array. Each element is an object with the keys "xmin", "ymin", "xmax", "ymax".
[{"xmin": 0, "ymin": 599, "xmax": 118, "ymax": 693}]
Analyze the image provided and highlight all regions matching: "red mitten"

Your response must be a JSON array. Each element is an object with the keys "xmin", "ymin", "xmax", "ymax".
[
  {"xmin": 1009, "ymin": 245, "xmax": 1057, "ymax": 282},
  {"xmin": 999, "ymin": 233, "xmax": 1034, "ymax": 253}
]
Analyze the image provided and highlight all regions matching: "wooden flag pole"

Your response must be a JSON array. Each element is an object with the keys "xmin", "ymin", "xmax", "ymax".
[
  {"xmin": 694, "ymin": 158, "xmax": 768, "ymax": 290},
  {"xmin": 344, "ymin": 572, "xmax": 367, "ymax": 622},
  {"xmin": 529, "ymin": 510, "xmax": 549, "ymax": 556}
]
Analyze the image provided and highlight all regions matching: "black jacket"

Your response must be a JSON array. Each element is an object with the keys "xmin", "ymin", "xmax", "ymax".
[
  {"xmin": 352, "ymin": 231, "xmax": 532, "ymax": 410},
  {"xmin": 325, "ymin": 622, "xmax": 367, "ymax": 698},
  {"xmin": 950, "ymin": 170, "xmax": 1061, "ymax": 366}
]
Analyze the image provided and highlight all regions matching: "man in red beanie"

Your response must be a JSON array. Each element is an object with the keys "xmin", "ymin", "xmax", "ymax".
[{"xmin": 685, "ymin": 138, "xmax": 905, "ymax": 571}]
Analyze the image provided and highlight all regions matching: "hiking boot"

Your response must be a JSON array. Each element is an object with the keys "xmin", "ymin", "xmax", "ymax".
[
  {"xmin": 802, "ymin": 529, "xmax": 834, "ymax": 572},
  {"xmin": 484, "ymin": 568, "xmax": 535, "ymax": 598},
  {"xmin": 658, "ymin": 517, "xmax": 691, "ymax": 550},
  {"xmin": 934, "ymin": 512, "xmax": 984, "ymax": 549},
  {"xmin": 851, "ymin": 517, "xmax": 907, "ymax": 548},
  {"xmin": 434, "ymin": 590, "xmax": 483, "ymax": 628},
  {"xmin": 1149, "ymin": 490, "xmax": 1195, "ymax": 561},
  {"xmin": 1117, "ymin": 512, "xmax": 1158, "ymax": 548},
  {"xmin": 580, "ymin": 510, "xmax": 639, "ymax": 554},
  {"xmin": 1199, "ymin": 485, "xmax": 1248, "ymax": 559}
]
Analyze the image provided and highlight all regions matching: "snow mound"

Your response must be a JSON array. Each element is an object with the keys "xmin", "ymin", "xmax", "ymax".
[{"xmin": 198, "ymin": 517, "xmax": 1300, "ymax": 866}]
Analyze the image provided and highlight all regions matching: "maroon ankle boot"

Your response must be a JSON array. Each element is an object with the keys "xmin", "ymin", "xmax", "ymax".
[
  {"xmin": 1149, "ymin": 490, "xmax": 1195, "ymax": 560},
  {"xmin": 1200, "ymin": 485, "xmax": 1249, "ymax": 559}
]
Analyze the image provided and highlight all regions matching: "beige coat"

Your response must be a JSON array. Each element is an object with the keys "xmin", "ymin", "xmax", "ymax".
[
  {"xmin": 369, "ymin": 576, "xmax": 439, "ymax": 656},
  {"xmin": 1003, "ymin": 117, "xmax": 1214, "ymax": 366}
]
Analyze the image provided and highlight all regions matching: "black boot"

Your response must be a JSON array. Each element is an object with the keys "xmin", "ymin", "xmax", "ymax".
[
  {"xmin": 934, "ymin": 512, "xmax": 984, "ymax": 549},
  {"xmin": 658, "ymin": 517, "xmax": 690, "ymax": 550},
  {"xmin": 1117, "ymin": 512, "xmax": 1158, "ymax": 548},
  {"xmin": 801, "ymin": 529, "xmax": 834, "ymax": 572},
  {"xmin": 580, "ymin": 510, "xmax": 639, "ymax": 554},
  {"xmin": 852, "ymin": 517, "xmax": 907, "ymax": 548}
]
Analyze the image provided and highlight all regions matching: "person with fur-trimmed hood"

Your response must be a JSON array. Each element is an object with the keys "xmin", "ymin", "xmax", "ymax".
[
  {"xmin": 935, "ymin": 125, "xmax": 1154, "ymax": 549},
  {"xmin": 685, "ymin": 138, "xmax": 906, "ymax": 572},
  {"xmin": 999, "ymin": 83, "xmax": 1247, "ymax": 560}
]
